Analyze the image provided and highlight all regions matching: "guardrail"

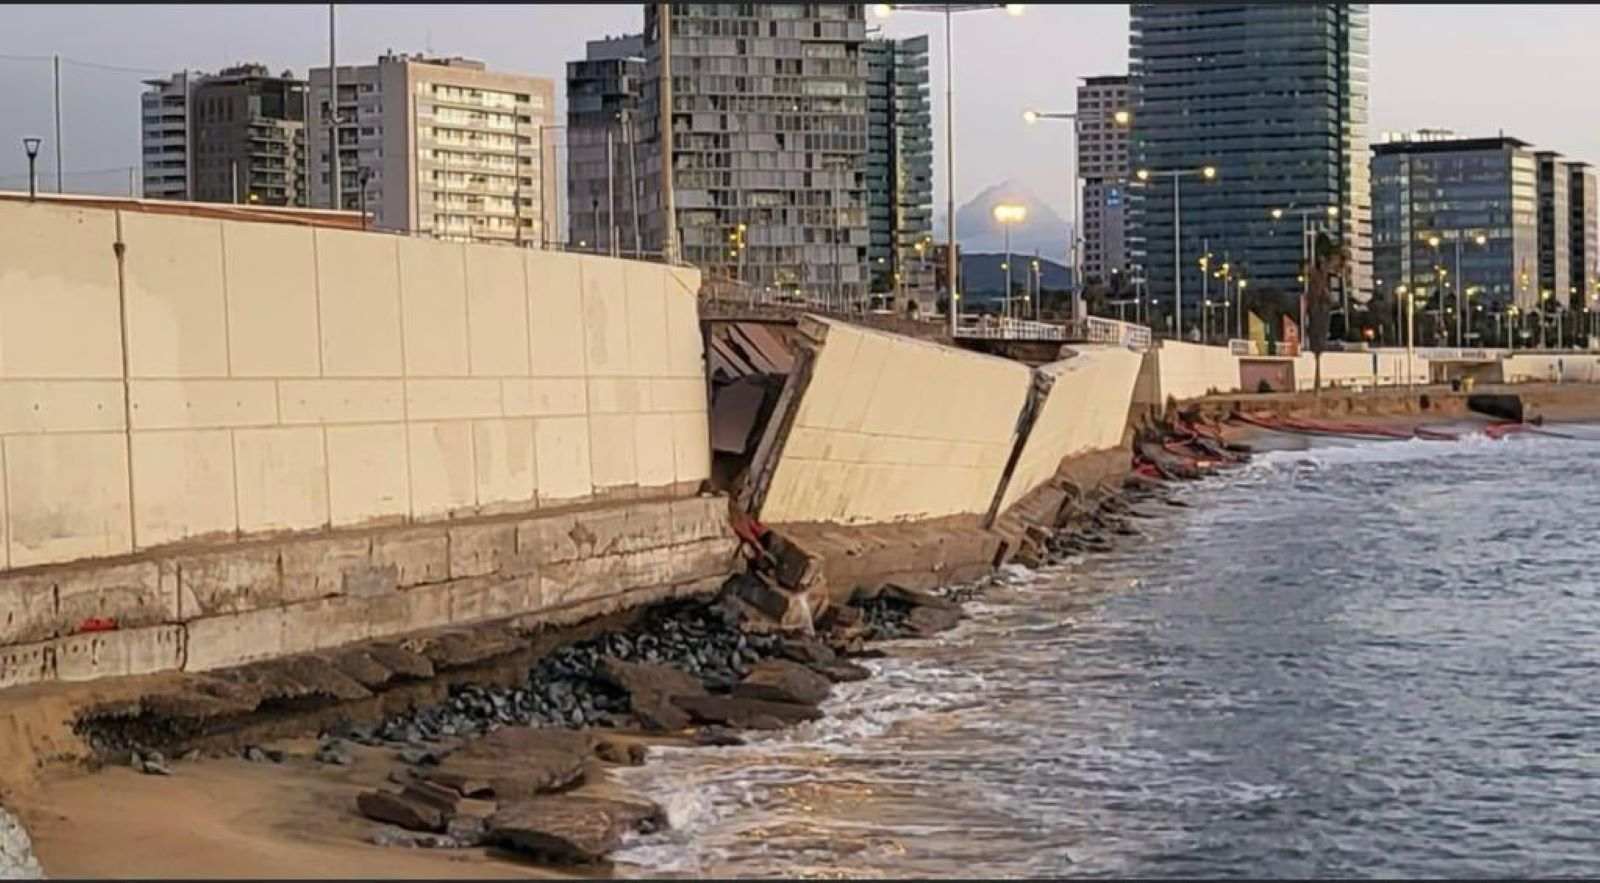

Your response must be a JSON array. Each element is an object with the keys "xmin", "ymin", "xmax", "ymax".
[
  {"xmin": 1073, "ymin": 316, "xmax": 1153, "ymax": 350},
  {"xmin": 955, "ymin": 317, "xmax": 1066, "ymax": 342},
  {"xmin": 1228, "ymin": 338, "xmax": 1300, "ymax": 357}
]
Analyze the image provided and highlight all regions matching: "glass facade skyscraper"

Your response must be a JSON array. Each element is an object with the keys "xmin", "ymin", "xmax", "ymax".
[
  {"xmin": 864, "ymin": 35, "xmax": 934, "ymax": 311},
  {"xmin": 1372, "ymin": 136, "xmax": 1539, "ymax": 321},
  {"xmin": 1129, "ymin": 3, "xmax": 1371, "ymax": 332}
]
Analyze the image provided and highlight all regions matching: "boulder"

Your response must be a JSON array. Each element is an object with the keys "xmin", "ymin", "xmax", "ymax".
[
  {"xmin": 489, "ymin": 795, "xmax": 665, "ymax": 864},
  {"xmin": 596, "ymin": 657, "xmax": 705, "ymax": 731},
  {"xmin": 424, "ymin": 727, "xmax": 589, "ymax": 799},
  {"xmin": 357, "ymin": 789, "xmax": 445, "ymax": 832},
  {"xmin": 595, "ymin": 738, "xmax": 647, "ymax": 766},
  {"xmin": 597, "ymin": 657, "xmax": 707, "ymax": 699},
  {"xmin": 672, "ymin": 695, "xmax": 822, "ymax": 730},
  {"xmin": 809, "ymin": 659, "xmax": 872, "ymax": 683},
  {"xmin": 906, "ymin": 605, "xmax": 962, "ymax": 636},
  {"xmin": 733, "ymin": 659, "xmax": 832, "ymax": 706},
  {"xmin": 879, "ymin": 584, "xmax": 959, "ymax": 612},
  {"xmin": 776, "ymin": 637, "xmax": 836, "ymax": 666},
  {"xmin": 693, "ymin": 726, "xmax": 746, "ymax": 747}
]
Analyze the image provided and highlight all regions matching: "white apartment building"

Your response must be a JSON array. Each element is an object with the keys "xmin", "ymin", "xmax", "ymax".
[
  {"xmin": 1077, "ymin": 75, "xmax": 1132, "ymax": 288},
  {"xmin": 140, "ymin": 70, "xmax": 204, "ymax": 200},
  {"xmin": 308, "ymin": 53, "xmax": 556, "ymax": 243}
]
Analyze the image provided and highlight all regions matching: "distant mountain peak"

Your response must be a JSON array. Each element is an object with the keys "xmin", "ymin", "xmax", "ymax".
[{"xmin": 939, "ymin": 179, "xmax": 1071, "ymax": 258}]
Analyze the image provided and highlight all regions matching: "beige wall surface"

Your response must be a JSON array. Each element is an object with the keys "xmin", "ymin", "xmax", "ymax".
[
  {"xmin": 759, "ymin": 318, "xmax": 1033, "ymax": 525},
  {"xmin": 1502, "ymin": 354, "xmax": 1600, "ymax": 383},
  {"xmin": 997, "ymin": 346, "xmax": 1142, "ymax": 513},
  {"xmin": 1145, "ymin": 341, "xmax": 1242, "ymax": 403},
  {"xmin": 0, "ymin": 201, "xmax": 708, "ymax": 571}
]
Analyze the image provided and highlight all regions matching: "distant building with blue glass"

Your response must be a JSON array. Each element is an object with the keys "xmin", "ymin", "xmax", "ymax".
[{"xmin": 1129, "ymin": 3, "xmax": 1372, "ymax": 331}]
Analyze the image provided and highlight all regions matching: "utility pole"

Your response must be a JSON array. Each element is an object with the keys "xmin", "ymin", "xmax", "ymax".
[
  {"xmin": 625, "ymin": 108, "xmax": 642, "ymax": 258},
  {"xmin": 657, "ymin": 2, "xmax": 676, "ymax": 263},
  {"xmin": 53, "ymin": 55, "xmax": 62, "ymax": 193},
  {"xmin": 328, "ymin": 3, "xmax": 340, "ymax": 211},
  {"xmin": 606, "ymin": 124, "xmax": 617, "ymax": 257}
]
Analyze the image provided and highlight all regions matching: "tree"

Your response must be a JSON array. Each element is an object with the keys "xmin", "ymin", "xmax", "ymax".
[{"xmin": 1305, "ymin": 232, "xmax": 1348, "ymax": 394}]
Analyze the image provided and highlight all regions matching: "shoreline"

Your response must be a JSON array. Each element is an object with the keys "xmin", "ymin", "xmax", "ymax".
[{"xmin": 11, "ymin": 475, "xmax": 1180, "ymax": 880}]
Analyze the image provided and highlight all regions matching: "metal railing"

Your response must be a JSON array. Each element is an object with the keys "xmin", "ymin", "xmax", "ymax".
[
  {"xmin": 1072, "ymin": 316, "xmax": 1153, "ymax": 350},
  {"xmin": 955, "ymin": 316, "xmax": 1067, "ymax": 342},
  {"xmin": 1229, "ymin": 338, "xmax": 1300, "ymax": 357}
]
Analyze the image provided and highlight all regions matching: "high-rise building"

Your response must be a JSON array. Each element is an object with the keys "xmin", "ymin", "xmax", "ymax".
[
  {"xmin": 1076, "ymin": 75, "xmax": 1132, "ymax": 290},
  {"xmin": 1570, "ymin": 163, "xmax": 1599, "ymax": 311},
  {"xmin": 567, "ymin": 35, "xmax": 647, "ymax": 256},
  {"xmin": 188, "ymin": 64, "xmax": 308, "ymax": 206},
  {"xmin": 1371, "ymin": 135, "xmax": 1539, "ymax": 324},
  {"xmin": 1538, "ymin": 151, "xmax": 1573, "ymax": 307},
  {"xmin": 308, "ymin": 53, "xmax": 555, "ymax": 243},
  {"xmin": 864, "ymin": 35, "xmax": 934, "ymax": 311},
  {"xmin": 1129, "ymin": 3, "xmax": 1372, "ymax": 332},
  {"xmin": 140, "ymin": 70, "xmax": 203, "ymax": 200},
  {"xmin": 636, "ymin": 4, "xmax": 870, "ymax": 304}
]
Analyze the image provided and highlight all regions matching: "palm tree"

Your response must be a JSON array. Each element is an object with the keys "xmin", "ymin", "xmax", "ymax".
[{"xmin": 1305, "ymin": 231, "xmax": 1348, "ymax": 394}]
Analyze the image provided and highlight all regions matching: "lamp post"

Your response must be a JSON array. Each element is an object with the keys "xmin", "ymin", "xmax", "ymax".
[
  {"xmin": 21, "ymin": 137, "xmax": 42, "ymax": 201},
  {"xmin": 1023, "ymin": 105, "xmax": 1130, "ymax": 323},
  {"xmin": 1449, "ymin": 232, "xmax": 1488, "ymax": 347},
  {"xmin": 1397, "ymin": 284, "xmax": 1415, "ymax": 386},
  {"xmin": 993, "ymin": 203, "xmax": 1026, "ymax": 319},
  {"xmin": 1137, "ymin": 165, "xmax": 1217, "ymax": 338},
  {"xmin": 876, "ymin": 3, "xmax": 1024, "ymax": 337},
  {"xmin": 1269, "ymin": 204, "xmax": 1339, "ymax": 339}
]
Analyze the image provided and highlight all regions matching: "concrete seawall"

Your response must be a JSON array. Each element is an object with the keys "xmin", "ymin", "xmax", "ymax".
[
  {"xmin": 0, "ymin": 200, "xmax": 731, "ymax": 696},
  {"xmin": 740, "ymin": 317, "xmax": 1146, "ymax": 610}
]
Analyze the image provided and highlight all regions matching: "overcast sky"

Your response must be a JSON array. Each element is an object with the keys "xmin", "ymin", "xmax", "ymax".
[{"xmin": 3, "ymin": 4, "xmax": 1598, "ymax": 222}]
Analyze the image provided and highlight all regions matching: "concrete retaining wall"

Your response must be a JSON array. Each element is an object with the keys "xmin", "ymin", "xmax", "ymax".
[
  {"xmin": 1134, "ymin": 341, "xmax": 1241, "ymax": 405},
  {"xmin": 0, "ymin": 200, "xmax": 709, "ymax": 568},
  {"xmin": 757, "ymin": 318, "xmax": 1033, "ymax": 525},
  {"xmin": 1502, "ymin": 353, "xmax": 1600, "ymax": 383},
  {"xmin": 0, "ymin": 200, "xmax": 729, "ymax": 692},
  {"xmin": 997, "ymin": 346, "xmax": 1143, "ymax": 514}
]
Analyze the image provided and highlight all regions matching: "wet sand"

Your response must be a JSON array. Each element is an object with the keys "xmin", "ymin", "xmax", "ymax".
[{"xmin": 17, "ymin": 738, "xmax": 568, "ymax": 880}]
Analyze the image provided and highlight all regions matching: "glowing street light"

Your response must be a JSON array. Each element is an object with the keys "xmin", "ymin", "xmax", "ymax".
[
  {"xmin": 1024, "ymin": 105, "xmax": 1132, "ymax": 322},
  {"xmin": 993, "ymin": 203, "xmax": 1027, "ymax": 320},
  {"xmin": 1135, "ymin": 165, "xmax": 1219, "ymax": 337}
]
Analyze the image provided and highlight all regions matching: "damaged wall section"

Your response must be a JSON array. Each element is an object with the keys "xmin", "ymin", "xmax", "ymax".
[{"xmin": 749, "ymin": 317, "xmax": 1034, "ymax": 526}]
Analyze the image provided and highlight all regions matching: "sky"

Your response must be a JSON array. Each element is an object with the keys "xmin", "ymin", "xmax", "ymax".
[{"xmin": 3, "ymin": 3, "xmax": 1599, "ymax": 230}]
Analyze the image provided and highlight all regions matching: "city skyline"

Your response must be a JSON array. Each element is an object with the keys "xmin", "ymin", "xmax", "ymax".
[{"xmin": 4, "ymin": 2, "xmax": 1600, "ymax": 235}]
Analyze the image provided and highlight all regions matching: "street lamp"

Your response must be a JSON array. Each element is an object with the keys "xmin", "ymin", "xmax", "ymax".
[
  {"xmin": 877, "ymin": 3, "xmax": 1022, "ymax": 336},
  {"xmin": 21, "ymin": 137, "xmax": 41, "ymax": 201},
  {"xmin": 1137, "ymin": 165, "xmax": 1217, "ymax": 338},
  {"xmin": 993, "ymin": 203, "xmax": 1026, "ymax": 319},
  {"xmin": 1023, "ymin": 105, "xmax": 1131, "ymax": 324},
  {"xmin": 1269, "ymin": 204, "xmax": 1340, "ymax": 338}
]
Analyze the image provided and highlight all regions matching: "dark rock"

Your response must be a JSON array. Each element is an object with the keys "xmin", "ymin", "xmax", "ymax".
[
  {"xmin": 631, "ymin": 690, "xmax": 692, "ymax": 731},
  {"xmin": 243, "ymin": 745, "xmax": 285, "ymax": 764},
  {"xmin": 424, "ymin": 727, "xmax": 589, "ymax": 799},
  {"xmin": 672, "ymin": 694, "xmax": 822, "ymax": 730},
  {"xmin": 401, "ymin": 780, "xmax": 464, "ymax": 816},
  {"xmin": 387, "ymin": 769, "xmax": 416, "ymax": 786},
  {"xmin": 906, "ymin": 605, "xmax": 962, "ymax": 636},
  {"xmin": 418, "ymin": 770, "xmax": 495, "ymax": 799},
  {"xmin": 315, "ymin": 738, "xmax": 355, "ymax": 766},
  {"xmin": 810, "ymin": 659, "xmax": 872, "ymax": 683},
  {"xmin": 131, "ymin": 750, "xmax": 172, "ymax": 776},
  {"xmin": 693, "ymin": 726, "xmax": 746, "ymax": 747},
  {"xmin": 357, "ymin": 789, "xmax": 444, "ymax": 832},
  {"xmin": 879, "ymin": 584, "xmax": 959, "ymax": 612},
  {"xmin": 597, "ymin": 657, "xmax": 708, "ymax": 699},
  {"xmin": 489, "ymin": 795, "xmax": 665, "ymax": 864},
  {"xmin": 445, "ymin": 814, "xmax": 489, "ymax": 848},
  {"xmin": 776, "ymin": 638, "xmax": 836, "ymax": 666},
  {"xmin": 733, "ymin": 658, "xmax": 832, "ymax": 706}
]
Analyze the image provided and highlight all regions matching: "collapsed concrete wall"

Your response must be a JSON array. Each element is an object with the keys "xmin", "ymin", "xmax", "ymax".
[
  {"xmin": 749, "ymin": 317, "xmax": 1033, "ymax": 525},
  {"xmin": 0, "ymin": 201, "xmax": 732, "ymax": 691},
  {"xmin": 995, "ymin": 346, "xmax": 1143, "ymax": 515}
]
